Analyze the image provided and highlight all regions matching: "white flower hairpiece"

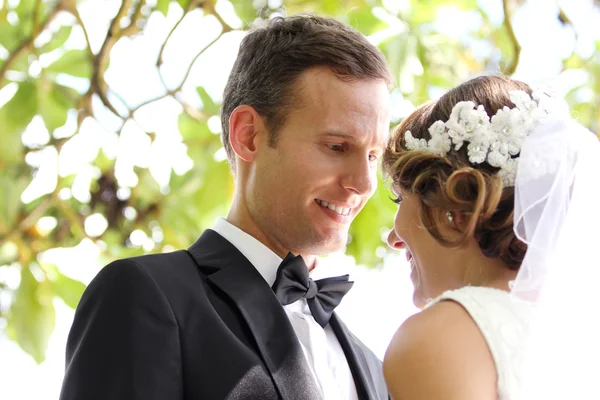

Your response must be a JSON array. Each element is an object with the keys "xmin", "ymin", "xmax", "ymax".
[{"xmin": 403, "ymin": 90, "xmax": 556, "ymax": 187}]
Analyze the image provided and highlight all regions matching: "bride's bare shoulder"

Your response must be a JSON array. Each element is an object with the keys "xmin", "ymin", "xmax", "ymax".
[{"xmin": 383, "ymin": 300, "xmax": 496, "ymax": 400}]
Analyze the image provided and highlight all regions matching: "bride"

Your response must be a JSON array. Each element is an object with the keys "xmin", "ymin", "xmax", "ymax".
[{"xmin": 381, "ymin": 75, "xmax": 600, "ymax": 399}]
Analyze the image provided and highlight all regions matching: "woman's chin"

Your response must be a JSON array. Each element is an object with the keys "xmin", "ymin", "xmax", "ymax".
[{"xmin": 412, "ymin": 291, "xmax": 427, "ymax": 310}]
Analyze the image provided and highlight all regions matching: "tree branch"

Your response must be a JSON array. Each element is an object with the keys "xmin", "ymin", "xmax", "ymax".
[
  {"xmin": 86, "ymin": 0, "xmax": 134, "ymax": 119},
  {"xmin": 120, "ymin": 0, "xmax": 146, "ymax": 37},
  {"xmin": 0, "ymin": 2, "xmax": 63, "ymax": 87},
  {"xmin": 156, "ymin": 0, "xmax": 205, "ymax": 71},
  {"xmin": 557, "ymin": 7, "xmax": 579, "ymax": 73},
  {"xmin": 205, "ymin": 1, "xmax": 234, "ymax": 33},
  {"xmin": 174, "ymin": 30, "xmax": 225, "ymax": 93},
  {"xmin": 180, "ymin": 99, "xmax": 209, "ymax": 121},
  {"xmin": 502, "ymin": 0, "xmax": 521, "ymax": 76},
  {"xmin": 156, "ymin": 9, "xmax": 186, "ymax": 68},
  {"xmin": 63, "ymin": 0, "xmax": 94, "ymax": 57},
  {"xmin": 139, "ymin": 1, "xmax": 231, "ymax": 120},
  {"xmin": 55, "ymin": 195, "xmax": 87, "ymax": 239},
  {"xmin": 33, "ymin": 0, "xmax": 43, "ymax": 37},
  {"xmin": 128, "ymin": 93, "xmax": 170, "ymax": 117},
  {"xmin": 86, "ymin": 0, "xmax": 152, "ymax": 119},
  {"xmin": 13, "ymin": 234, "xmax": 34, "ymax": 266},
  {"xmin": 18, "ymin": 192, "xmax": 56, "ymax": 233},
  {"xmin": 156, "ymin": 0, "xmax": 230, "ymax": 89},
  {"xmin": 91, "ymin": 85, "xmax": 123, "ymax": 117},
  {"xmin": 0, "ymin": 189, "xmax": 57, "ymax": 249},
  {"xmin": 153, "ymin": 29, "xmax": 224, "ymax": 122},
  {"xmin": 108, "ymin": 89, "xmax": 134, "ymax": 118}
]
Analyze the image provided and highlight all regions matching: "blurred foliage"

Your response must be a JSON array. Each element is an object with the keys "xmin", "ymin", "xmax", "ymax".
[{"xmin": 0, "ymin": 0, "xmax": 598, "ymax": 363}]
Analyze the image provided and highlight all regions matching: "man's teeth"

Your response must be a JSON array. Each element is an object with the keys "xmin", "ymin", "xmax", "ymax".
[{"xmin": 317, "ymin": 199, "xmax": 350, "ymax": 216}]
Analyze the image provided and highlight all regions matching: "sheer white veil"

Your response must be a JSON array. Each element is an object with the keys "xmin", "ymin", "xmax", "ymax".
[{"xmin": 511, "ymin": 107, "xmax": 600, "ymax": 398}]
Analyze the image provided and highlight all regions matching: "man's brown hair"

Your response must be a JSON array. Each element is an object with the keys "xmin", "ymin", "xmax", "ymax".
[{"xmin": 220, "ymin": 14, "xmax": 392, "ymax": 173}]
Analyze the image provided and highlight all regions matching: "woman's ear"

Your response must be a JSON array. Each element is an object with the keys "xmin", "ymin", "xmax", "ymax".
[
  {"xmin": 228, "ymin": 105, "xmax": 264, "ymax": 163},
  {"xmin": 451, "ymin": 211, "xmax": 467, "ymax": 227}
]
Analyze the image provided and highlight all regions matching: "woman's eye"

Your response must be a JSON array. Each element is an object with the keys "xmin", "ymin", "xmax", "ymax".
[
  {"xmin": 329, "ymin": 144, "xmax": 345, "ymax": 152},
  {"xmin": 389, "ymin": 195, "xmax": 402, "ymax": 205}
]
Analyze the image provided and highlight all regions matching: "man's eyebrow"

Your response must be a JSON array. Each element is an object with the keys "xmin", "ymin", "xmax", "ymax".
[
  {"xmin": 319, "ymin": 131, "xmax": 358, "ymax": 140},
  {"xmin": 319, "ymin": 131, "xmax": 386, "ymax": 152}
]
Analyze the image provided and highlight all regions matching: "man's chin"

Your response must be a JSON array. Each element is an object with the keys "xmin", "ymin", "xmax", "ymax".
[{"xmin": 309, "ymin": 235, "xmax": 347, "ymax": 256}]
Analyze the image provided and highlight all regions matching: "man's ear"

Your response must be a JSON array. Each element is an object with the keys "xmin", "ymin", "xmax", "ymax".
[{"xmin": 229, "ymin": 105, "xmax": 264, "ymax": 163}]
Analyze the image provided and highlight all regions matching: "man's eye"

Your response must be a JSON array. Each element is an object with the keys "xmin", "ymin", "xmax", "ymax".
[{"xmin": 329, "ymin": 144, "xmax": 345, "ymax": 152}]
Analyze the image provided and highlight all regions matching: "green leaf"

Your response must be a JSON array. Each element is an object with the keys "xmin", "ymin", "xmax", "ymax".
[
  {"xmin": 319, "ymin": 0, "xmax": 342, "ymax": 14},
  {"xmin": 491, "ymin": 25, "xmax": 514, "ymax": 66},
  {"xmin": 7, "ymin": 264, "xmax": 56, "ymax": 364},
  {"xmin": 133, "ymin": 167, "xmax": 162, "ymax": 208},
  {"xmin": 410, "ymin": 0, "xmax": 479, "ymax": 24},
  {"xmin": 380, "ymin": 34, "xmax": 408, "ymax": 82},
  {"xmin": 162, "ymin": 155, "xmax": 232, "ymax": 247},
  {"xmin": 178, "ymin": 111, "xmax": 212, "ymax": 140},
  {"xmin": 563, "ymin": 54, "xmax": 586, "ymax": 70},
  {"xmin": 0, "ymin": 14, "xmax": 23, "ymax": 51},
  {"xmin": 176, "ymin": 0, "xmax": 190, "ymax": 10},
  {"xmin": 572, "ymin": 101, "xmax": 595, "ymax": 130},
  {"xmin": 38, "ymin": 81, "xmax": 78, "ymax": 132},
  {"xmin": 344, "ymin": 6, "xmax": 386, "ymax": 36},
  {"xmin": 102, "ymin": 229, "xmax": 144, "ymax": 260},
  {"xmin": 0, "ymin": 169, "xmax": 29, "ymax": 234},
  {"xmin": 9, "ymin": 49, "xmax": 31, "ymax": 74},
  {"xmin": 380, "ymin": 33, "xmax": 422, "ymax": 93},
  {"xmin": 15, "ymin": 0, "xmax": 36, "ymax": 37},
  {"xmin": 0, "ymin": 80, "xmax": 37, "ymax": 164},
  {"xmin": 229, "ymin": 0, "xmax": 258, "ymax": 26},
  {"xmin": 15, "ymin": 0, "xmax": 36, "ymax": 18},
  {"xmin": 156, "ymin": 0, "xmax": 171, "ymax": 16},
  {"xmin": 46, "ymin": 49, "xmax": 92, "ymax": 79},
  {"xmin": 196, "ymin": 86, "xmax": 220, "ymax": 116},
  {"xmin": 50, "ymin": 268, "xmax": 86, "ymax": 309},
  {"xmin": 39, "ymin": 25, "xmax": 72, "ymax": 53},
  {"xmin": 93, "ymin": 148, "xmax": 116, "ymax": 174},
  {"xmin": 0, "ymin": 240, "xmax": 19, "ymax": 265}
]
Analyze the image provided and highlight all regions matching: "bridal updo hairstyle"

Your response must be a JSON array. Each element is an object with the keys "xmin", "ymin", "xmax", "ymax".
[{"xmin": 383, "ymin": 76, "xmax": 528, "ymax": 270}]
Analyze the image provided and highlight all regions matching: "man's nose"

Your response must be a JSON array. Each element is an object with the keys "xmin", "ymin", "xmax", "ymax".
[{"xmin": 341, "ymin": 156, "xmax": 376, "ymax": 196}]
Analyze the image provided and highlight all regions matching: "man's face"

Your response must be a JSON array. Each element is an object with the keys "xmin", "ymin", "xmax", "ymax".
[{"xmin": 246, "ymin": 67, "xmax": 390, "ymax": 257}]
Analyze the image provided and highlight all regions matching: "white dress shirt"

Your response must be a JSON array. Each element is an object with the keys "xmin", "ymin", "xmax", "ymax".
[{"xmin": 211, "ymin": 217, "xmax": 358, "ymax": 400}]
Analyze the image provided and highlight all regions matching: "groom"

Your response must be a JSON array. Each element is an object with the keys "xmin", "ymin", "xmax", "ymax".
[{"xmin": 59, "ymin": 15, "xmax": 392, "ymax": 400}]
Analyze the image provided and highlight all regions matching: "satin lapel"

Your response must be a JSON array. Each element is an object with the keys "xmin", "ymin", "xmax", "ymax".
[
  {"xmin": 188, "ymin": 230, "xmax": 322, "ymax": 400},
  {"xmin": 329, "ymin": 313, "xmax": 377, "ymax": 400}
]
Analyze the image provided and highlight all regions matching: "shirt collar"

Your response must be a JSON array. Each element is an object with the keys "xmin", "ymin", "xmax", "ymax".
[
  {"xmin": 211, "ymin": 217, "xmax": 282, "ymax": 286},
  {"xmin": 211, "ymin": 217, "xmax": 343, "ymax": 287}
]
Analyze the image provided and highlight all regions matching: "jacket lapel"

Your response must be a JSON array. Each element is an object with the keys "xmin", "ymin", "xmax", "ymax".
[
  {"xmin": 329, "ymin": 313, "xmax": 379, "ymax": 400},
  {"xmin": 188, "ymin": 230, "xmax": 322, "ymax": 400}
]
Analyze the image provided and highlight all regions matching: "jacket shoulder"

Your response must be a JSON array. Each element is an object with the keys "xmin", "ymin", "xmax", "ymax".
[
  {"xmin": 125, "ymin": 250, "xmax": 208, "ymax": 295},
  {"xmin": 88, "ymin": 250, "xmax": 209, "ymax": 309}
]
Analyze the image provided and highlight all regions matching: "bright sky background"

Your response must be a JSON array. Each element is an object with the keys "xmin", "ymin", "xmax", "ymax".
[{"xmin": 1, "ymin": 0, "xmax": 599, "ymax": 399}]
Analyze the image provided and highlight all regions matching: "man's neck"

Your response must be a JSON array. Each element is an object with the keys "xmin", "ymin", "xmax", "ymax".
[
  {"xmin": 226, "ymin": 207, "xmax": 318, "ymax": 272},
  {"xmin": 301, "ymin": 254, "xmax": 317, "ymax": 272}
]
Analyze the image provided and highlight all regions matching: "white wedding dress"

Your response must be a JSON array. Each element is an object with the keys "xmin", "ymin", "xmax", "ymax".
[{"xmin": 426, "ymin": 286, "xmax": 535, "ymax": 400}]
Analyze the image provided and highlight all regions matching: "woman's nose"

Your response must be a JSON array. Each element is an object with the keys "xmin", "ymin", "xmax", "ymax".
[{"xmin": 387, "ymin": 229, "xmax": 404, "ymax": 250}]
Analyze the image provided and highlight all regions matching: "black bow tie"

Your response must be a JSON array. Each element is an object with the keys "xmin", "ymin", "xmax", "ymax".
[{"xmin": 272, "ymin": 253, "xmax": 354, "ymax": 328}]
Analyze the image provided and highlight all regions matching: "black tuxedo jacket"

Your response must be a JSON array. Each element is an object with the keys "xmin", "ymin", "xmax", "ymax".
[{"xmin": 59, "ymin": 229, "xmax": 389, "ymax": 399}]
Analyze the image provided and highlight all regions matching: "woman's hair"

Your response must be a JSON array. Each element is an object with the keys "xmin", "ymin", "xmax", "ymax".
[{"xmin": 382, "ymin": 75, "xmax": 529, "ymax": 270}]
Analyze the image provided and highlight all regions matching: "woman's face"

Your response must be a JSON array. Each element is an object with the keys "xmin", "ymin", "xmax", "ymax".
[{"xmin": 387, "ymin": 192, "xmax": 464, "ymax": 308}]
